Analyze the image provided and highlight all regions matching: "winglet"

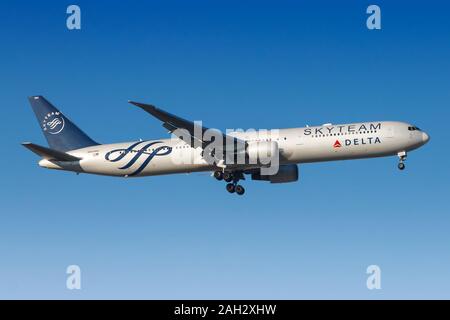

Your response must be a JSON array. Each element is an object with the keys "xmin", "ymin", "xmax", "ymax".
[
  {"xmin": 128, "ymin": 101, "xmax": 182, "ymax": 125},
  {"xmin": 128, "ymin": 101, "xmax": 157, "ymax": 111}
]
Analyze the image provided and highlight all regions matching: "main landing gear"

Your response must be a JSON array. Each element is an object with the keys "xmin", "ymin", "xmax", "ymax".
[
  {"xmin": 397, "ymin": 151, "xmax": 407, "ymax": 171},
  {"xmin": 214, "ymin": 170, "xmax": 245, "ymax": 195}
]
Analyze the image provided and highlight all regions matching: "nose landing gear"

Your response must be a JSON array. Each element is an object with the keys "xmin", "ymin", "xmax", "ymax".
[
  {"xmin": 215, "ymin": 170, "xmax": 246, "ymax": 196},
  {"xmin": 397, "ymin": 151, "xmax": 407, "ymax": 170}
]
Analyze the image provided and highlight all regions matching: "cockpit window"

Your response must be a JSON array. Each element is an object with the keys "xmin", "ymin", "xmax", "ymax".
[{"xmin": 408, "ymin": 126, "xmax": 421, "ymax": 131}]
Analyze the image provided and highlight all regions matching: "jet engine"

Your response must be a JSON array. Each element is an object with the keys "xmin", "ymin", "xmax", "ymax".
[
  {"xmin": 245, "ymin": 141, "xmax": 279, "ymax": 164},
  {"xmin": 251, "ymin": 164, "xmax": 299, "ymax": 183}
]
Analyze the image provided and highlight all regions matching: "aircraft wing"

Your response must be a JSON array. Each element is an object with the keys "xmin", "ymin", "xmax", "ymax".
[{"xmin": 128, "ymin": 101, "xmax": 247, "ymax": 153}]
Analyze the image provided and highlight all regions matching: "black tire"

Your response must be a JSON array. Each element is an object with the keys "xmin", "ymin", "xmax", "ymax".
[
  {"xmin": 398, "ymin": 163, "xmax": 405, "ymax": 170},
  {"xmin": 213, "ymin": 171, "xmax": 223, "ymax": 181},
  {"xmin": 226, "ymin": 183, "xmax": 235, "ymax": 193},
  {"xmin": 235, "ymin": 185, "xmax": 245, "ymax": 195},
  {"xmin": 223, "ymin": 172, "xmax": 233, "ymax": 182}
]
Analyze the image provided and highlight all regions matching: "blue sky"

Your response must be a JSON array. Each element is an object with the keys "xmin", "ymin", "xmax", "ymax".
[{"xmin": 0, "ymin": 0, "xmax": 449, "ymax": 299}]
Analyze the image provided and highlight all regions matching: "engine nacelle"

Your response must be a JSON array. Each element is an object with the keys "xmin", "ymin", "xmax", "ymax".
[
  {"xmin": 246, "ymin": 141, "xmax": 279, "ymax": 164},
  {"xmin": 251, "ymin": 164, "xmax": 299, "ymax": 183}
]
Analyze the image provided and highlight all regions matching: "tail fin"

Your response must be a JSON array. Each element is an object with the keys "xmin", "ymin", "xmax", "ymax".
[{"xmin": 28, "ymin": 96, "xmax": 99, "ymax": 152}]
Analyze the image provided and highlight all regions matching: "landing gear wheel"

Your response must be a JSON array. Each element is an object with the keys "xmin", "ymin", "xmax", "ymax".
[
  {"xmin": 235, "ymin": 184, "xmax": 245, "ymax": 195},
  {"xmin": 397, "ymin": 151, "xmax": 407, "ymax": 171},
  {"xmin": 226, "ymin": 183, "xmax": 235, "ymax": 193},
  {"xmin": 213, "ymin": 171, "xmax": 223, "ymax": 181},
  {"xmin": 223, "ymin": 172, "xmax": 233, "ymax": 182}
]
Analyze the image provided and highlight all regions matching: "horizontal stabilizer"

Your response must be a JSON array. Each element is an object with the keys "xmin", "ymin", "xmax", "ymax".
[{"xmin": 22, "ymin": 142, "xmax": 81, "ymax": 161}]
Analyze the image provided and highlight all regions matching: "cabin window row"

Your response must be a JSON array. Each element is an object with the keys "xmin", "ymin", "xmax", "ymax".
[{"xmin": 311, "ymin": 130, "xmax": 378, "ymax": 138}]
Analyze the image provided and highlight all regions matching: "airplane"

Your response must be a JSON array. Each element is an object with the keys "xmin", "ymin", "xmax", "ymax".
[{"xmin": 23, "ymin": 95, "xmax": 430, "ymax": 196}]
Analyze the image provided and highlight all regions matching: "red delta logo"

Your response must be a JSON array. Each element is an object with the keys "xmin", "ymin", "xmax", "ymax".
[{"xmin": 333, "ymin": 140, "xmax": 342, "ymax": 148}]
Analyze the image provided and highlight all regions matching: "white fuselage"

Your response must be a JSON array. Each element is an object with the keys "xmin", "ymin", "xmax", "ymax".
[{"xmin": 39, "ymin": 121, "xmax": 429, "ymax": 177}]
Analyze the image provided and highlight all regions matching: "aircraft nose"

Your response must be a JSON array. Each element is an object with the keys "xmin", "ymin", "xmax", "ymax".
[{"xmin": 422, "ymin": 132, "xmax": 430, "ymax": 144}]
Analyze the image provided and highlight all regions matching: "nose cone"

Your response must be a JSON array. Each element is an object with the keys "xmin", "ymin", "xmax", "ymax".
[{"xmin": 422, "ymin": 132, "xmax": 430, "ymax": 144}]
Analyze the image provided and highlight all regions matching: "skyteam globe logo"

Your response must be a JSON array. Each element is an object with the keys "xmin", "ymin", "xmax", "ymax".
[{"xmin": 42, "ymin": 112, "xmax": 65, "ymax": 135}]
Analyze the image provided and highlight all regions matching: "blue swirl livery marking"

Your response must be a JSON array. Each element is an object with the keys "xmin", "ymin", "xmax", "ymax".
[{"xmin": 105, "ymin": 141, "xmax": 172, "ymax": 176}]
